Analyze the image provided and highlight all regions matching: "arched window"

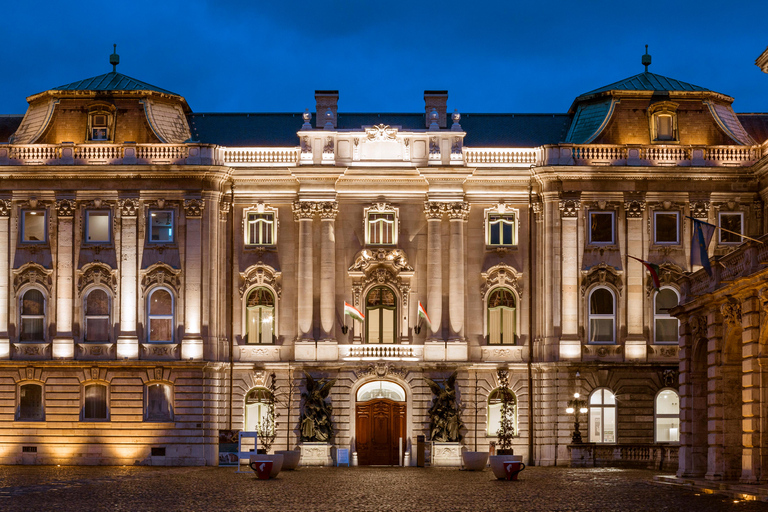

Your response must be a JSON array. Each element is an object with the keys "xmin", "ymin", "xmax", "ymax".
[
  {"xmin": 487, "ymin": 288, "xmax": 516, "ymax": 344},
  {"xmin": 145, "ymin": 383, "xmax": 173, "ymax": 421},
  {"xmin": 654, "ymin": 288, "xmax": 679, "ymax": 344},
  {"xmin": 147, "ymin": 288, "xmax": 174, "ymax": 343},
  {"xmin": 20, "ymin": 289, "xmax": 45, "ymax": 341},
  {"xmin": 487, "ymin": 388, "xmax": 517, "ymax": 436},
  {"xmin": 365, "ymin": 286, "xmax": 397, "ymax": 344},
  {"xmin": 18, "ymin": 383, "xmax": 44, "ymax": 421},
  {"xmin": 83, "ymin": 383, "xmax": 108, "ymax": 420},
  {"xmin": 588, "ymin": 287, "xmax": 615, "ymax": 343},
  {"xmin": 84, "ymin": 289, "xmax": 110, "ymax": 342},
  {"xmin": 588, "ymin": 388, "xmax": 616, "ymax": 443},
  {"xmin": 244, "ymin": 387, "xmax": 274, "ymax": 431},
  {"xmin": 245, "ymin": 288, "xmax": 275, "ymax": 344},
  {"xmin": 356, "ymin": 381, "xmax": 406, "ymax": 402},
  {"xmin": 655, "ymin": 389, "xmax": 680, "ymax": 443}
]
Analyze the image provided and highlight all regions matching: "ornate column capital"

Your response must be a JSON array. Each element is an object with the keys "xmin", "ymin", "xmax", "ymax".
[
  {"xmin": 183, "ymin": 199, "xmax": 205, "ymax": 218},
  {"xmin": 721, "ymin": 300, "xmax": 742, "ymax": 326},
  {"xmin": 424, "ymin": 201, "xmax": 446, "ymax": 219},
  {"xmin": 317, "ymin": 201, "xmax": 339, "ymax": 220},
  {"xmin": 219, "ymin": 199, "xmax": 231, "ymax": 220},
  {"xmin": 689, "ymin": 200, "xmax": 710, "ymax": 219},
  {"xmin": 55, "ymin": 199, "xmax": 76, "ymax": 217},
  {"xmin": 0, "ymin": 199, "xmax": 11, "ymax": 217},
  {"xmin": 118, "ymin": 198, "xmax": 139, "ymax": 217},
  {"xmin": 292, "ymin": 201, "xmax": 317, "ymax": 220},
  {"xmin": 623, "ymin": 199, "xmax": 646, "ymax": 219},
  {"xmin": 559, "ymin": 198, "xmax": 581, "ymax": 218},
  {"xmin": 446, "ymin": 201, "xmax": 470, "ymax": 220}
]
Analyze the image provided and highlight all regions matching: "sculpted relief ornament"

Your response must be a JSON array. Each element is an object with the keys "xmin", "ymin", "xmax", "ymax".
[
  {"xmin": 0, "ymin": 199, "xmax": 11, "ymax": 216},
  {"xmin": 481, "ymin": 263, "xmax": 523, "ymax": 298},
  {"xmin": 623, "ymin": 199, "xmax": 646, "ymax": 219},
  {"xmin": 446, "ymin": 201, "xmax": 470, "ymax": 220},
  {"xmin": 118, "ymin": 198, "xmax": 139, "ymax": 217},
  {"xmin": 55, "ymin": 199, "xmax": 76, "ymax": 217},
  {"xmin": 239, "ymin": 263, "xmax": 282, "ymax": 297},
  {"xmin": 13, "ymin": 263, "xmax": 53, "ymax": 293},
  {"xmin": 77, "ymin": 263, "xmax": 117, "ymax": 294},
  {"xmin": 559, "ymin": 198, "xmax": 581, "ymax": 218},
  {"xmin": 183, "ymin": 199, "xmax": 204, "ymax": 218},
  {"xmin": 721, "ymin": 301, "xmax": 742, "ymax": 326},
  {"xmin": 580, "ymin": 263, "xmax": 623, "ymax": 297},
  {"xmin": 365, "ymin": 124, "xmax": 398, "ymax": 142},
  {"xmin": 141, "ymin": 263, "xmax": 181, "ymax": 293}
]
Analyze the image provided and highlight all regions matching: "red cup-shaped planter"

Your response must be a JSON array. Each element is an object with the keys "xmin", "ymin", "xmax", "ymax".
[
  {"xmin": 250, "ymin": 460, "xmax": 273, "ymax": 480},
  {"xmin": 502, "ymin": 461, "xmax": 526, "ymax": 481}
]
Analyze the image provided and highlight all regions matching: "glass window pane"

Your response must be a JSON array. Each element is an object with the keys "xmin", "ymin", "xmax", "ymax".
[
  {"xmin": 86, "ymin": 318, "xmax": 110, "ymax": 342},
  {"xmin": 656, "ymin": 390, "xmax": 679, "ymax": 415},
  {"xmin": 655, "ymin": 289, "xmax": 678, "ymax": 314},
  {"xmin": 657, "ymin": 115, "xmax": 673, "ymax": 139},
  {"xmin": 86, "ymin": 290, "xmax": 109, "ymax": 315},
  {"xmin": 21, "ymin": 318, "xmax": 44, "ymax": 341},
  {"xmin": 488, "ymin": 308, "xmax": 501, "ymax": 344},
  {"xmin": 590, "ymin": 213, "xmax": 613, "ymax": 243},
  {"xmin": 260, "ymin": 309, "xmax": 273, "ymax": 344},
  {"xmin": 655, "ymin": 213, "xmax": 678, "ymax": 243},
  {"xmin": 720, "ymin": 214, "xmax": 742, "ymax": 243},
  {"xmin": 368, "ymin": 309, "xmax": 380, "ymax": 343},
  {"xmin": 19, "ymin": 384, "xmax": 43, "ymax": 420},
  {"xmin": 590, "ymin": 289, "xmax": 613, "ymax": 314},
  {"xmin": 590, "ymin": 319, "xmax": 613, "ymax": 342},
  {"xmin": 87, "ymin": 211, "xmax": 110, "ymax": 242},
  {"xmin": 603, "ymin": 390, "xmax": 615, "ymax": 405},
  {"xmin": 382, "ymin": 308, "xmax": 395, "ymax": 344},
  {"xmin": 84, "ymin": 385, "xmax": 107, "ymax": 419},
  {"xmin": 150, "ymin": 211, "xmax": 174, "ymax": 242},
  {"xmin": 603, "ymin": 407, "xmax": 616, "ymax": 442},
  {"xmin": 656, "ymin": 417, "xmax": 680, "ymax": 442},
  {"xmin": 23, "ymin": 211, "xmax": 45, "ymax": 242},
  {"xmin": 149, "ymin": 290, "xmax": 173, "ymax": 315},
  {"xmin": 22, "ymin": 290, "xmax": 45, "ymax": 315},
  {"xmin": 655, "ymin": 319, "xmax": 679, "ymax": 343},
  {"xmin": 357, "ymin": 381, "xmax": 406, "ymax": 402},
  {"xmin": 149, "ymin": 318, "xmax": 172, "ymax": 342},
  {"xmin": 590, "ymin": 391, "xmax": 603, "ymax": 405},
  {"xmin": 146, "ymin": 384, "xmax": 172, "ymax": 421},
  {"xmin": 589, "ymin": 407, "xmax": 602, "ymax": 442}
]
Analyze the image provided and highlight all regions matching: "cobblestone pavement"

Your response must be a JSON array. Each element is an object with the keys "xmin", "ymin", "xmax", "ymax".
[{"xmin": 0, "ymin": 465, "xmax": 764, "ymax": 512}]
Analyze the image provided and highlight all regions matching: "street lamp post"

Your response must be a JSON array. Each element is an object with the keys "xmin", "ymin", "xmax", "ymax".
[{"xmin": 566, "ymin": 392, "xmax": 588, "ymax": 444}]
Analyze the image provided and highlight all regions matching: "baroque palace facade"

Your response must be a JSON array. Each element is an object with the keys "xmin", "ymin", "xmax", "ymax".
[{"xmin": 0, "ymin": 48, "xmax": 767, "ymax": 479}]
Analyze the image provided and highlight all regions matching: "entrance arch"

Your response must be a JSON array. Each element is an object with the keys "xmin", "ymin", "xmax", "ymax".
[{"xmin": 355, "ymin": 380, "xmax": 406, "ymax": 465}]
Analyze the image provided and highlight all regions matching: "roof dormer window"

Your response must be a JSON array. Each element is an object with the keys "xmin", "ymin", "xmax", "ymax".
[
  {"xmin": 89, "ymin": 113, "xmax": 109, "ymax": 141},
  {"xmin": 86, "ymin": 104, "xmax": 115, "ymax": 143},
  {"xmin": 648, "ymin": 102, "xmax": 679, "ymax": 144}
]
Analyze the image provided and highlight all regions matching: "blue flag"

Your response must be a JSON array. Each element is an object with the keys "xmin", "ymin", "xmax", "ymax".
[{"xmin": 690, "ymin": 218, "xmax": 716, "ymax": 276}]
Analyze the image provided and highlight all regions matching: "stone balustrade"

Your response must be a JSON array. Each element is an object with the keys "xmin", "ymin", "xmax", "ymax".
[
  {"xmin": 568, "ymin": 443, "xmax": 678, "ymax": 471},
  {"xmin": 463, "ymin": 147, "xmax": 538, "ymax": 166},
  {"xmin": 221, "ymin": 147, "xmax": 300, "ymax": 166},
  {"xmin": 339, "ymin": 344, "xmax": 421, "ymax": 361},
  {"xmin": 0, "ymin": 143, "xmax": 220, "ymax": 166}
]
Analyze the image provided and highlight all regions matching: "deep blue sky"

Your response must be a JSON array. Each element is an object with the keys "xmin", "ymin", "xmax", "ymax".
[{"xmin": 2, "ymin": 0, "xmax": 767, "ymax": 115}]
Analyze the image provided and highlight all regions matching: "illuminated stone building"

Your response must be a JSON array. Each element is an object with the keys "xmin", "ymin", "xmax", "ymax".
[{"xmin": 0, "ymin": 47, "xmax": 765, "ymax": 477}]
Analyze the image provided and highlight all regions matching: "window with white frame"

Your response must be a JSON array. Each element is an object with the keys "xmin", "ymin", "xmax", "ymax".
[
  {"xmin": 18, "ymin": 383, "xmax": 44, "ymax": 421},
  {"xmin": 487, "ymin": 288, "xmax": 516, "ymax": 344},
  {"xmin": 89, "ymin": 113, "xmax": 110, "ymax": 141},
  {"xmin": 21, "ymin": 210, "xmax": 46, "ymax": 243},
  {"xmin": 487, "ymin": 388, "xmax": 517, "ymax": 436},
  {"xmin": 244, "ymin": 387, "xmax": 274, "ymax": 431},
  {"xmin": 245, "ymin": 287, "xmax": 275, "ymax": 344},
  {"xmin": 588, "ymin": 211, "xmax": 614, "ymax": 244},
  {"xmin": 84, "ymin": 289, "xmax": 110, "ymax": 342},
  {"xmin": 20, "ymin": 289, "xmax": 45, "ymax": 341},
  {"xmin": 588, "ymin": 388, "xmax": 616, "ymax": 443},
  {"xmin": 366, "ymin": 286, "xmax": 397, "ymax": 344},
  {"xmin": 653, "ymin": 211, "xmax": 679, "ymax": 244},
  {"xmin": 718, "ymin": 211, "xmax": 744, "ymax": 244},
  {"xmin": 655, "ymin": 389, "xmax": 680, "ymax": 443},
  {"xmin": 145, "ymin": 383, "xmax": 173, "ymax": 422},
  {"xmin": 649, "ymin": 102, "xmax": 679, "ymax": 143},
  {"xmin": 149, "ymin": 210, "xmax": 174, "ymax": 243},
  {"xmin": 588, "ymin": 287, "xmax": 615, "ymax": 343},
  {"xmin": 366, "ymin": 209, "xmax": 397, "ymax": 245},
  {"xmin": 653, "ymin": 113, "xmax": 675, "ymax": 141},
  {"xmin": 654, "ymin": 288, "xmax": 679, "ymax": 344},
  {"xmin": 83, "ymin": 383, "xmax": 108, "ymax": 421},
  {"xmin": 147, "ymin": 288, "xmax": 174, "ymax": 343},
  {"xmin": 246, "ymin": 212, "xmax": 276, "ymax": 246},
  {"xmin": 487, "ymin": 212, "xmax": 517, "ymax": 246},
  {"xmin": 85, "ymin": 211, "xmax": 111, "ymax": 243}
]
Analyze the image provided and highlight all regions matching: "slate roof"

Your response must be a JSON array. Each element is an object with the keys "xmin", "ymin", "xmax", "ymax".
[
  {"xmin": 188, "ymin": 112, "xmax": 572, "ymax": 147},
  {"xmin": 737, "ymin": 114, "xmax": 768, "ymax": 144},
  {"xmin": 578, "ymin": 72, "xmax": 711, "ymax": 99},
  {"xmin": 53, "ymin": 72, "xmax": 179, "ymax": 96},
  {"xmin": 0, "ymin": 115, "xmax": 23, "ymax": 143},
  {"xmin": 565, "ymin": 99, "xmax": 614, "ymax": 144}
]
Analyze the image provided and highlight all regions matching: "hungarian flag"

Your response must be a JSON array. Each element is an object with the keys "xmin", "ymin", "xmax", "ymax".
[
  {"xmin": 344, "ymin": 302, "xmax": 364, "ymax": 322},
  {"xmin": 628, "ymin": 255, "xmax": 661, "ymax": 290},
  {"xmin": 417, "ymin": 301, "xmax": 431, "ymax": 328},
  {"xmin": 690, "ymin": 218, "xmax": 716, "ymax": 277}
]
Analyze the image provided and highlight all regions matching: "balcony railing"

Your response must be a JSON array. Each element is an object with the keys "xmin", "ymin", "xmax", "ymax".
[
  {"xmin": 569, "ymin": 443, "xmax": 678, "ymax": 471},
  {"xmin": 221, "ymin": 147, "xmax": 300, "ymax": 166},
  {"xmin": 463, "ymin": 147, "xmax": 538, "ymax": 166},
  {"xmin": 0, "ymin": 143, "xmax": 220, "ymax": 166},
  {"xmin": 541, "ymin": 143, "xmax": 763, "ymax": 167},
  {"xmin": 685, "ymin": 234, "xmax": 768, "ymax": 299},
  {"xmin": 340, "ymin": 344, "xmax": 421, "ymax": 361}
]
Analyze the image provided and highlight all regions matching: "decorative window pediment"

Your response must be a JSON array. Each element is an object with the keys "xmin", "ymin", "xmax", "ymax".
[
  {"xmin": 349, "ymin": 248, "xmax": 413, "ymax": 273},
  {"xmin": 13, "ymin": 263, "xmax": 53, "ymax": 294},
  {"xmin": 480, "ymin": 263, "xmax": 523, "ymax": 298},
  {"xmin": 141, "ymin": 263, "xmax": 181, "ymax": 294},
  {"xmin": 239, "ymin": 263, "xmax": 282, "ymax": 298},
  {"xmin": 78, "ymin": 262, "xmax": 117, "ymax": 295},
  {"xmin": 580, "ymin": 263, "xmax": 622, "ymax": 297}
]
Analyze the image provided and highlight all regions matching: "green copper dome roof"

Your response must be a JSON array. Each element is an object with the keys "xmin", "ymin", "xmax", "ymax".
[
  {"xmin": 53, "ymin": 72, "xmax": 179, "ymax": 96},
  {"xmin": 578, "ymin": 71, "xmax": 710, "ymax": 99}
]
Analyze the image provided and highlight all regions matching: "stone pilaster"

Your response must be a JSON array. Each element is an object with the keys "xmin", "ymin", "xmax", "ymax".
[
  {"xmin": 0, "ymin": 200, "xmax": 9, "ymax": 358},
  {"xmin": 424, "ymin": 202, "xmax": 445, "ymax": 340},
  {"xmin": 293, "ymin": 202, "xmax": 316, "ymax": 341},
  {"xmin": 447, "ymin": 202, "xmax": 469, "ymax": 341},
  {"xmin": 559, "ymin": 196, "xmax": 580, "ymax": 348},
  {"xmin": 52, "ymin": 199, "xmax": 76, "ymax": 359},
  {"xmin": 182, "ymin": 199, "xmax": 205, "ymax": 360},
  {"xmin": 624, "ymin": 196, "xmax": 646, "ymax": 357},
  {"xmin": 318, "ymin": 202, "xmax": 338, "ymax": 341},
  {"xmin": 739, "ymin": 291, "xmax": 762, "ymax": 482},
  {"xmin": 117, "ymin": 198, "xmax": 139, "ymax": 359},
  {"xmin": 706, "ymin": 307, "xmax": 725, "ymax": 480}
]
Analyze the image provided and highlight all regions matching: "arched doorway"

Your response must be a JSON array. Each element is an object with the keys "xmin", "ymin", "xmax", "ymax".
[{"xmin": 355, "ymin": 381, "xmax": 406, "ymax": 465}]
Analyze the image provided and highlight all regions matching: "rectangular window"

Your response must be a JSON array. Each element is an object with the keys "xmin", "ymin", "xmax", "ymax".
[
  {"xmin": 589, "ymin": 212, "xmax": 614, "ymax": 244},
  {"xmin": 654, "ymin": 211, "xmax": 679, "ymax": 244},
  {"xmin": 487, "ymin": 213, "xmax": 516, "ymax": 246},
  {"xmin": 86, "ymin": 211, "xmax": 110, "ymax": 243},
  {"xmin": 149, "ymin": 210, "xmax": 174, "ymax": 243},
  {"xmin": 19, "ymin": 384, "xmax": 44, "ymax": 421},
  {"xmin": 246, "ymin": 212, "xmax": 275, "ymax": 246},
  {"xmin": 719, "ymin": 212, "xmax": 743, "ymax": 244},
  {"xmin": 83, "ymin": 385, "xmax": 108, "ymax": 420},
  {"xmin": 367, "ymin": 212, "xmax": 395, "ymax": 245},
  {"xmin": 656, "ymin": 114, "xmax": 673, "ymax": 140},
  {"xmin": 91, "ymin": 114, "xmax": 108, "ymax": 141},
  {"xmin": 21, "ymin": 210, "xmax": 46, "ymax": 243}
]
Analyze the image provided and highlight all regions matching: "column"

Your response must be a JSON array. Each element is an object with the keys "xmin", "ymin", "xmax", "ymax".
[
  {"xmin": 182, "ymin": 199, "xmax": 205, "ymax": 360},
  {"xmin": 624, "ymin": 196, "xmax": 646, "ymax": 360},
  {"xmin": 52, "ymin": 199, "xmax": 75, "ymax": 359},
  {"xmin": 318, "ymin": 202, "xmax": 337, "ymax": 340},
  {"xmin": 559, "ymin": 196, "xmax": 580, "ymax": 358},
  {"xmin": 740, "ymin": 291, "xmax": 762, "ymax": 483},
  {"xmin": 293, "ymin": 202, "xmax": 315, "ymax": 341},
  {"xmin": 0, "ymin": 200, "xmax": 10, "ymax": 358},
  {"xmin": 116, "ymin": 198, "xmax": 139, "ymax": 359},
  {"xmin": 706, "ymin": 307, "xmax": 725, "ymax": 480},
  {"xmin": 447, "ymin": 202, "xmax": 469, "ymax": 341},
  {"xmin": 424, "ymin": 202, "xmax": 444, "ymax": 340}
]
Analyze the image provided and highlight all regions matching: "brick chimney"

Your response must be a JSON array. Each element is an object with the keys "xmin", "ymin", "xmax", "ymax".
[
  {"xmin": 315, "ymin": 90, "xmax": 339, "ymax": 129},
  {"xmin": 424, "ymin": 90, "xmax": 448, "ymax": 129}
]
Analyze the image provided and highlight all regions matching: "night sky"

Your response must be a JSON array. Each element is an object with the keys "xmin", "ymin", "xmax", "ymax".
[{"xmin": 2, "ymin": 0, "xmax": 766, "ymax": 115}]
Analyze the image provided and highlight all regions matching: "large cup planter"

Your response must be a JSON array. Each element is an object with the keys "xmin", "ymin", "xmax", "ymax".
[
  {"xmin": 249, "ymin": 453, "xmax": 284, "ymax": 478},
  {"xmin": 461, "ymin": 451, "xmax": 488, "ymax": 471},
  {"xmin": 274, "ymin": 450, "xmax": 301, "ymax": 470},
  {"xmin": 489, "ymin": 454, "xmax": 522, "ymax": 479}
]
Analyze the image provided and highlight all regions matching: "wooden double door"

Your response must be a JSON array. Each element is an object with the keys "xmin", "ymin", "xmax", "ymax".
[{"xmin": 355, "ymin": 398, "xmax": 406, "ymax": 466}]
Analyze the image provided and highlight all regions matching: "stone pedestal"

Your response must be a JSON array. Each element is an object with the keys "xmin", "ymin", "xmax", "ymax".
[
  {"xmin": 294, "ymin": 341, "xmax": 316, "ymax": 361},
  {"xmin": 299, "ymin": 442, "xmax": 333, "ymax": 466},
  {"xmin": 316, "ymin": 341, "xmax": 338, "ymax": 361},
  {"xmin": 431, "ymin": 442, "xmax": 462, "ymax": 467},
  {"xmin": 423, "ymin": 341, "xmax": 446, "ymax": 361}
]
